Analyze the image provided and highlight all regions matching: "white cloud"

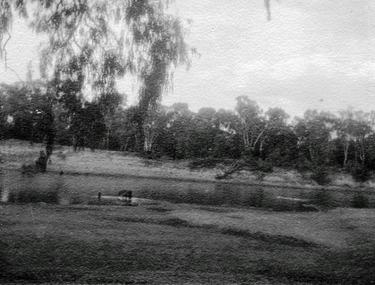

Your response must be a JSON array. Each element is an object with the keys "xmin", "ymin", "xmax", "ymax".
[
  {"xmin": 351, "ymin": 61, "xmax": 375, "ymax": 78},
  {"xmin": 1, "ymin": 0, "xmax": 375, "ymax": 119}
]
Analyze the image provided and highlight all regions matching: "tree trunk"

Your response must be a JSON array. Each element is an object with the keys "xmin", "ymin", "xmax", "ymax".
[
  {"xmin": 343, "ymin": 141, "xmax": 349, "ymax": 167},
  {"xmin": 106, "ymin": 127, "xmax": 110, "ymax": 150},
  {"xmin": 39, "ymin": 105, "xmax": 55, "ymax": 172},
  {"xmin": 358, "ymin": 139, "xmax": 366, "ymax": 166}
]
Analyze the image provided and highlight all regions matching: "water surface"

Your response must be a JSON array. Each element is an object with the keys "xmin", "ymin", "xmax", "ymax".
[{"xmin": 1, "ymin": 169, "xmax": 373, "ymax": 209}]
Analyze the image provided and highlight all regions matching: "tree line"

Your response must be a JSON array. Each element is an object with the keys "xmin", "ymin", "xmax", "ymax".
[{"xmin": 1, "ymin": 80, "xmax": 375, "ymax": 183}]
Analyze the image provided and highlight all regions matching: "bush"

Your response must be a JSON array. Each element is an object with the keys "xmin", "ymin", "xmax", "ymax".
[
  {"xmin": 310, "ymin": 167, "xmax": 331, "ymax": 185},
  {"xmin": 349, "ymin": 163, "xmax": 371, "ymax": 183},
  {"xmin": 312, "ymin": 189, "xmax": 335, "ymax": 209},
  {"xmin": 188, "ymin": 158, "xmax": 233, "ymax": 169},
  {"xmin": 294, "ymin": 156, "xmax": 313, "ymax": 172},
  {"xmin": 257, "ymin": 159, "xmax": 273, "ymax": 173},
  {"xmin": 351, "ymin": 192, "xmax": 369, "ymax": 208}
]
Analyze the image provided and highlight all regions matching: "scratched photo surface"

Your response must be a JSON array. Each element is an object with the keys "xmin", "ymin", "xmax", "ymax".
[{"xmin": 1, "ymin": 1, "xmax": 375, "ymax": 284}]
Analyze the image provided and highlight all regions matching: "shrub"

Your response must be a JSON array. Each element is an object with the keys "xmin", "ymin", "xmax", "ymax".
[
  {"xmin": 349, "ymin": 163, "xmax": 371, "ymax": 183},
  {"xmin": 310, "ymin": 167, "xmax": 331, "ymax": 185},
  {"xmin": 312, "ymin": 189, "xmax": 335, "ymax": 209},
  {"xmin": 351, "ymin": 192, "xmax": 369, "ymax": 208},
  {"xmin": 294, "ymin": 156, "xmax": 313, "ymax": 172},
  {"xmin": 188, "ymin": 158, "xmax": 233, "ymax": 169},
  {"xmin": 257, "ymin": 159, "xmax": 273, "ymax": 173}
]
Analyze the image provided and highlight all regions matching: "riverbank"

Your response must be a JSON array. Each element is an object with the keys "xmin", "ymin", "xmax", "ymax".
[
  {"xmin": 2, "ymin": 140, "xmax": 375, "ymax": 284},
  {"xmin": 1, "ymin": 139, "xmax": 374, "ymax": 192}
]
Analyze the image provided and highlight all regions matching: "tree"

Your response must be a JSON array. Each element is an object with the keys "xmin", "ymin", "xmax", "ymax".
[
  {"xmin": 336, "ymin": 109, "xmax": 373, "ymax": 167},
  {"xmin": 235, "ymin": 95, "xmax": 265, "ymax": 156},
  {"xmin": 110, "ymin": 106, "xmax": 138, "ymax": 152},
  {"xmin": 0, "ymin": 84, "xmax": 11, "ymax": 139},
  {"xmin": 294, "ymin": 110, "xmax": 336, "ymax": 168},
  {"xmin": 351, "ymin": 111, "xmax": 372, "ymax": 166},
  {"xmin": 29, "ymin": 83, "xmax": 56, "ymax": 158},
  {"xmin": 213, "ymin": 109, "xmax": 242, "ymax": 158},
  {"xmin": 1, "ymin": 1, "xmax": 277, "ymax": 155},
  {"xmin": 1, "ymin": 0, "xmax": 195, "ymax": 155},
  {"xmin": 262, "ymin": 107, "xmax": 297, "ymax": 166},
  {"xmin": 97, "ymin": 91, "xmax": 124, "ymax": 150},
  {"xmin": 83, "ymin": 102, "xmax": 107, "ymax": 151},
  {"xmin": 336, "ymin": 109, "xmax": 357, "ymax": 167},
  {"xmin": 157, "ymin": 103, "xmax": 193, "ymax": 159},
  {"xmin": 142, "ymin": 106, "xmax": 172, "ymax": 157},
  {"xmin": 3, "ymin": 83, "xmax": 34, "ymax": 141}
]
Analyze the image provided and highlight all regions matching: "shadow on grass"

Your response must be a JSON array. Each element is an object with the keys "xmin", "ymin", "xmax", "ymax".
[
  {"xmin": 2, "ymin": 218, "xmax": 374, "ymax": 284},
  {"xmin": 52, "ymin": 205, "xmax": 103, "ymax": 212},
  {"xmin": 0, "ymin": 236, "xmax": 136, "ymax": 283},
  {"xmin": 221, "ymin": 227, "xmax": 318, "ymax": 248},
  {"xmin": 8, "ymin": 190, "xmax": 59, "ymax": 204},
  {"xmin": 196, "ymin": 206, "xmax": 233, "ymax": 213},
  {"xmin": 0, "ymin": 242, "xmax": 10, "ymax": 279},
  {"xmin": 147, "ymin": 207, "xmax": 172, "ymax": 213},
  {"xmin": 256, "ymin": 243, "xmax": 375, "ymax": 285},
  {"xmin": 158, "ymin": 218, "xmax": 192, "ymax": 227},
  {"xmin": 107, "ymin": 216, "xmax": 193, "ymax": 228}
]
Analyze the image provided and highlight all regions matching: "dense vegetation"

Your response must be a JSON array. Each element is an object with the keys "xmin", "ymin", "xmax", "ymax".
[{"xmin": 1, "ymin": 80, "xmax": 375, "ymax": 184}]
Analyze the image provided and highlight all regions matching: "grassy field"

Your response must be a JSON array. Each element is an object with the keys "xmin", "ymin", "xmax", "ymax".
[
  {"xmin": 1, "ymin": 140, "xmax": 375, "ymax": 284},
  {"xmin": 2, "ymin": 139, "xmax": 374, "ymax": 189},
  {"xmin": 1, "ymin": 203, "xmax": 375, "ymax": 284}
]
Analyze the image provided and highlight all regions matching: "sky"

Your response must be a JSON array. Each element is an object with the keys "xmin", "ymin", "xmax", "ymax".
[{"xmin": 1, "ymin": 0, "xmax": 375, "ymax": 118}]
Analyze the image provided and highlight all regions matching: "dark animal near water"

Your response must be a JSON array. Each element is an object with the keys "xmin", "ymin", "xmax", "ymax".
[
  {"xmin": 118, "ymin": 190, "xmax": 132, "ymax": 202},
  {"xmin": 20, "ymin": 151, "xmax": 47, "ymax": 176},
  {"xmin": 35, "ymin": 150, "xmax": 47, "ymax": 172}
]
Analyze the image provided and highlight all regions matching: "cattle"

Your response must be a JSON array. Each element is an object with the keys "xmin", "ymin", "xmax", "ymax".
[{"xmin": 117, "ymin": 190, "xmax": 132, "ymax": 203}]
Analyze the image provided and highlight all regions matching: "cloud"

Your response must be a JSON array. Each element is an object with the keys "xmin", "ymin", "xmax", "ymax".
[{"xmin": 352, "ymin": 61, "xmax": 375, "ymax": 78}]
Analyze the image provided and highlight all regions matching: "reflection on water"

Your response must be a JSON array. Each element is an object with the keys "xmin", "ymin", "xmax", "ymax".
[
  {"xmin": 0, "ymin": 169, "xmax": 276, "ymax": 207},
  {"xmin": 1, "ymin": 168, "xmax": 371, "ymax": 208},
  {"xmin": 1, "ymin": 169, "xmax": 64, "ymax": 204}
]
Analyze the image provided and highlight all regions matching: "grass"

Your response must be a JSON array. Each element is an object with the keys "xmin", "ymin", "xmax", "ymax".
[
  {"xmin": 1, "ymin": 139, "xmax": 374, "ymax": 189},
  {"xmin": 1, "ymin": 203, "xmax": 375, "ymax": 284},
  {"xmin": 220, "ymin": 228, "xmax": 318, "ymax": 248},
  {"xmin": 2, "ymin": 140, "xmax": 375, "ymax": 283}
]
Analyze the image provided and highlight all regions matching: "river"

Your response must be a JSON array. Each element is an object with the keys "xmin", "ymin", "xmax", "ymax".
[{"xmin": 1, "ymin": 168, "xmax": 372, "ymax": 209}]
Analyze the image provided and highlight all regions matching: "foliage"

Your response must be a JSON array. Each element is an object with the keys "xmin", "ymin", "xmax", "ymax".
[
  {"xmin": 348, "ymin": 162, "xmax": 371, "ymax": 183},
  {"xmin": 257, "ymin": 159, "xmax": 273, "ymax": 173},
  {"xmin": 3, "ymin": 79, "xmax": 375, "ymax": 185},
  {"xmin": 351, "ymin": 192, "xmax": 370, "ymax": 208},
  {"xmin": 310, "ymin": 167, "xmax": 331, "ymax": 186},
  {"xmin": 235, "ymin": 95, "xmax": 264, "ymax": 155},
  {"xmin": 312, "ymin": 189, "xmax": 335, "ymax": 209},
  {"xmin": 294, "ymin": 110, "xmax": 335, "ymax": 167},
  {"xmin": 1, "ymin": 0, "xmax": 198, "ymax": 157},
  {"xmin": 188, "ymin": 158, "xmax": 234, "ymax": 170}
]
